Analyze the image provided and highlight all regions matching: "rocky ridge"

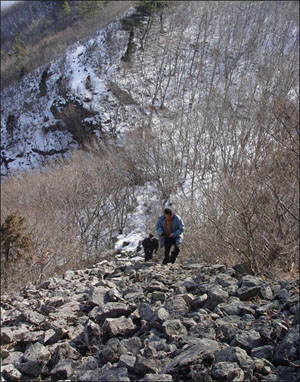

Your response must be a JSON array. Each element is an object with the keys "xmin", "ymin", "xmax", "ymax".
[{"xmin": 1, "ymin": 259, "xmax": 299, "ymax": 382}]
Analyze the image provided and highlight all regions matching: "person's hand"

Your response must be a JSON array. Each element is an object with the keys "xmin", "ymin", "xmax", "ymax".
[{"xmin": 169, "ymin": 233, "xmax": 174, "ymax": 237}]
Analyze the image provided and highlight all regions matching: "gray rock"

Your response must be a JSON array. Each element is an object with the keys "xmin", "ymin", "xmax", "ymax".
[
  {"xmin": 191, "ymin": 293, "xmax": 208, "ymax": 309},
  {"xmin": 215, "ymin": 273, "xmax": 237, "ymax": 287},
  {"xmin": 216, "ymin": 301, "xmax": 240, "ymax": 316},
  {"xmin": 164, "ymin": 295, "xmax": 190, "ymax": 317},
  {"xmin": 21, "ymin": 329, "xmax": 45, "ymax": 344},
  {"xmin": 162, "ymin": 319, "xmax": 188, "ymax": 338},
  {"xmin": 174, "ymin": 286, "xmax": 187, "ymax": 294},
  {"xmin": 205, "ymin": 286, "xmax": 229, "ymax": 311},
  {"xmin": 17, "ymin": 360, "xmax": 44, "ymax": 377},
  {"xmin": 231, "ymin": 329, "xmax": 262, "ymax": 353},
  {"xmin": 146, "ymin": 280, "xmax": 169, "ymax": 292},
  {"xmin": 274, "ymin": 288, "xmax": 290, "ymax": 302},
  {"xmin": 163, "ymin": 339, "xmax": 221, "ymax": 374},
  {"xmin": 251, "ymin": 345, "xmax": 275, "ymax": 360},
  {"xmin": 211, "ymin": 361, "xmax": 243, "ymax": 379},
  {"xmin": 22, "ymin": 342, "xmax": 51, "ymax": 363},
  {"xmin": 189, "ymin": 320, "xmax": 216, "ymax": 340},
  {"xmin": 47, "ymin": 301, "xmax": 80, "ymax": 324},
  {"xmin": 44, "ymin": 296, "xmax": 65, "ymax": 308},
  {"xmin": 272, "ymin": 325, "xmax": 300, "ymax": 365},
  {"xmin": 151, "ymin": 291, "xmax": 166, "ymax": 302},
  {"xmin": 120, "ymin": 336, "xmax": 142, "ymax": 354},
  {"xmin": 76, "ymin": 356, "xmax": 98, "ymax": 371},
  {"xmin": 101, "ymin": 338, "xmax": 125, "ymax": 363},
  {"xmin": 214, "ymin": 346, "xmax": 254, "ymax": 369},
  {"xmin": 118, "ymin": 354, "xmax": 136, "ymax": 370},
  {"xmin": 255, "ymin": 303, "xmax": 274, "ymax": 316},
  {"xmin": 139, "ymin": 303, "xmax": 154, "ymax": 321},
  {"xmin": 78, "ymin": 366, "xmax": 130, "ymax": 381},
  {"xmin": 95, "ymin": 302, "xmax": 132, "ymax": 323},
  {"xmin": 36, "ymin": 277, "xmax": 57, "ymax": 290},
  {"xmin": 20, "ymin": 309, "xmax": 45, "ymax": 325},
  {"xmin": 88, "ymin": 286, "xmax": 109, "ymax": 306},
  {"xmin": 50, "ymin": 359, "xmax": 73, "ymax": 381},
  {"xmin": 70, "ymin": 319, "xmax": 102, "ymax": 354},
  {"xmin": 233, "ymin": 263, "xmax": 254, "ymax": 276},
  {"xmin": 239, "ymin": 275, "xmax": 262, "ymax": 288},
  {"xmin": 63, "ymin": 270, "xmax": 76, "ymax": 280},
  {"xmin": 1, "ymin": 364, "xmax": 22, "ymax": 381},
  {"xmin": 145, "ymin": 338, "xmax": 174, "ymax": 355},
  {"xmin": 276, "ymin": 365, "xmax": 300, "ymax": 382},
  {"xmin": 197, "ymin": 282, "xmax": 217, "ymax": 294},
  {"xmin": 1, "ymin": 326, "xmax": 28, "ymax": 344},
  {"xmin": 150, "ymin": 307, "xmax": 170, "ymax": 324},
  {"xmin": 182, "ymin": 317, "xmax": 197, "ymax": 330},
  {"xmin": 142, "ymin": 374, "xmax": 173, "ymax": 381},
  {"xmin": 44, "ymin": 327, "xmax": 69, "ymax": 345},
  {"xmin": 134, "ymin": 356, "xmax": 162, "ymax": 375},
  {"xmin": 1, "ymin": 351, "xmax": 23, "ymax": 366},
  {"xmin": 104, "ymin": 316, "xmax": 136, "ymax": 337},
  {"xmin": 292, "ymin": 303, "xmax": 299, "ymax": 325},
  {"xmin": 47, "ymin": 342, "xmax": 80, "ymax": 371},
  {"xmin": 237, "ymin": 285, "xmax": 261, "ymax": 301},
  {"xmin": 260, "ymin": 285, "xmax": 274, "ymax": 300}
]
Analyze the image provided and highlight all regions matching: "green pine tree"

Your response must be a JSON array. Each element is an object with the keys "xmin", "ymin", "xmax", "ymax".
[
  {"xmin": 9, "ymin": 33, "xmax": 30, "ymax": 77},
  {"xmin": 61, "ymin": 0, "xmax": 71, "ymax": 17},
  {"xmin": 1, "ymin": 210, "xmax": 33, "ymax": 265}
]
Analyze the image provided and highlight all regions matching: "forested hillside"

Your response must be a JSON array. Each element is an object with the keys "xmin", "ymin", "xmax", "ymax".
[
  {"xmin": 1, "ymin": 1, "xmax": 299, "ymax": 292},
  {"xmin": 1, "ymin": 0, "xmax": 135, "ymax": 86}
]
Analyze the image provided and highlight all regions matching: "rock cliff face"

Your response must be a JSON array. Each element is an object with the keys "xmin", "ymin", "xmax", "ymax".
[{"xmin": 1, "ymin": 259, "xmax": 299, "ymax": 381}]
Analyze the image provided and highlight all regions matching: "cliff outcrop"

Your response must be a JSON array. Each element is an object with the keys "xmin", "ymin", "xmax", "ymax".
[{"xmin": 1, "ymin": 259, "xmax": 299, "ymax": 381}]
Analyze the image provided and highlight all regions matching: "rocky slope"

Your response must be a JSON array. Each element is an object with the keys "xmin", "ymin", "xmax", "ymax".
[{"xmin": 1, "ymin": 258, "xmax": 299, "ymax": 382}]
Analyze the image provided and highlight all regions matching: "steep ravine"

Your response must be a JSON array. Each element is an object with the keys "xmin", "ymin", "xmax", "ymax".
[{"xmin": 1, "ymin": 258, "xmax": 299, "ymax": 381}]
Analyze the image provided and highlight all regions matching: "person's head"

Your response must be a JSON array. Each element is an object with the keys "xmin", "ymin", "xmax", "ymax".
[
  {"xmin": 149, "ymin": 234, "xmax": 154, "ymax": 238},
  {"xmin": 164, "ymin": 208, "xmax": 173, "ymax": 220}
]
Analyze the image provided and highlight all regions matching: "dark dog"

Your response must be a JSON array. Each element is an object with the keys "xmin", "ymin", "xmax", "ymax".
[{"xmin": 142, "ymin": 234, "xmax": 159, "ymax": 262}]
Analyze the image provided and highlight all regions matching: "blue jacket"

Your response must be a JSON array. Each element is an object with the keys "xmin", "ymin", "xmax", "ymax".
[{"xmin": 156, "ymin": 214, "xmax": 184, "ymax": 247}]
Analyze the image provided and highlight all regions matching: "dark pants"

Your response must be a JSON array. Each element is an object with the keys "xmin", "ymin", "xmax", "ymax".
[
  {"xmin": 163, "ymin": 237, "xmax": 180, "ymax": 264},
  {"xmin": 144, "ymin": 249, "xmax": 154, "ymax": 262}
]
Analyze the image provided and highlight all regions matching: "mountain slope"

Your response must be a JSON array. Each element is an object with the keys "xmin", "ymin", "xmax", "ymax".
[{"xmin": 1, "ymin": 1, "xmax": 299, "ymax": 291}]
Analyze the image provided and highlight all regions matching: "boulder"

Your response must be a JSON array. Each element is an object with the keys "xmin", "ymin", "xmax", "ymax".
[
  {"xmin": 100, "ymin": 338, "xmax": 125, "ymax": 363},
  {"xmin": 104, "ymin": 316, "xmax": 136, "ymax": 338},
  {"xmin": 88, "ymin": 286, "xmax": 109, "ymax": 307},
  {"xmin": 1, "ymin": 364, "xmax": 22, "ymax": 381},
  {"xmin": 272, "ymin": 325, "xmax": 300, "ymax": 365},
  {"xmin": 22, "ymin": 342, "xmax": 51, "ymax": 363},
  {"xmin": 230, "ymin": 329, "xmax": 262, "ymax": 353},
  {"xmin": 50, "ymin": 359, "xmax": 73, "ymax": 381},
  {"xmin": 211, "ymin": 361, "xmax": 244, "ymax": 380},
  {"xmin": 95, "ymin": 302, "xmax": 132, "ymax": 323},
  {"xmin": 251, "ymin": 345, "xmax": 275, "ymax": 360},
  {"xmin": 142, "ymin": 374, "xmax": 173, "ymax": 381},
  {"xmin": 164, "ymin": 295, "xmax": 190, "ymax": 317},
  {"xmin": 214, "ymin": 346, "xmax": 254, "ymax": 369},
  {"xmin": 162, "ymin": 319, "xmax": 188, "ymax": 338},
  {"xmin": 237, "ymin": 285, "xmax": 261, "ymax": 301},
  {"xmin": 205, "ymin": 286, "xmax": 229, "ymax": 311},
  {"xmin": 163, "ymin": 339, "xmax": 221, "ymax": 374}
]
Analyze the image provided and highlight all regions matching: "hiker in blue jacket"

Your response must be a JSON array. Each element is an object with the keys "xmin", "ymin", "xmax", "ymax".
[{"xmin": 156, "ymin": 208, "xmax": 184, "ymax": 265}]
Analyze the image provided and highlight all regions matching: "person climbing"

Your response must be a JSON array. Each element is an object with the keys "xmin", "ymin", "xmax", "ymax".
[
  {"xmin": 156, "ymin": 208, "xmax": 184, "ymax": 265},
  {"xmin": 142, "ymin": 234, "xmax": 159, "ymax": 262}
]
